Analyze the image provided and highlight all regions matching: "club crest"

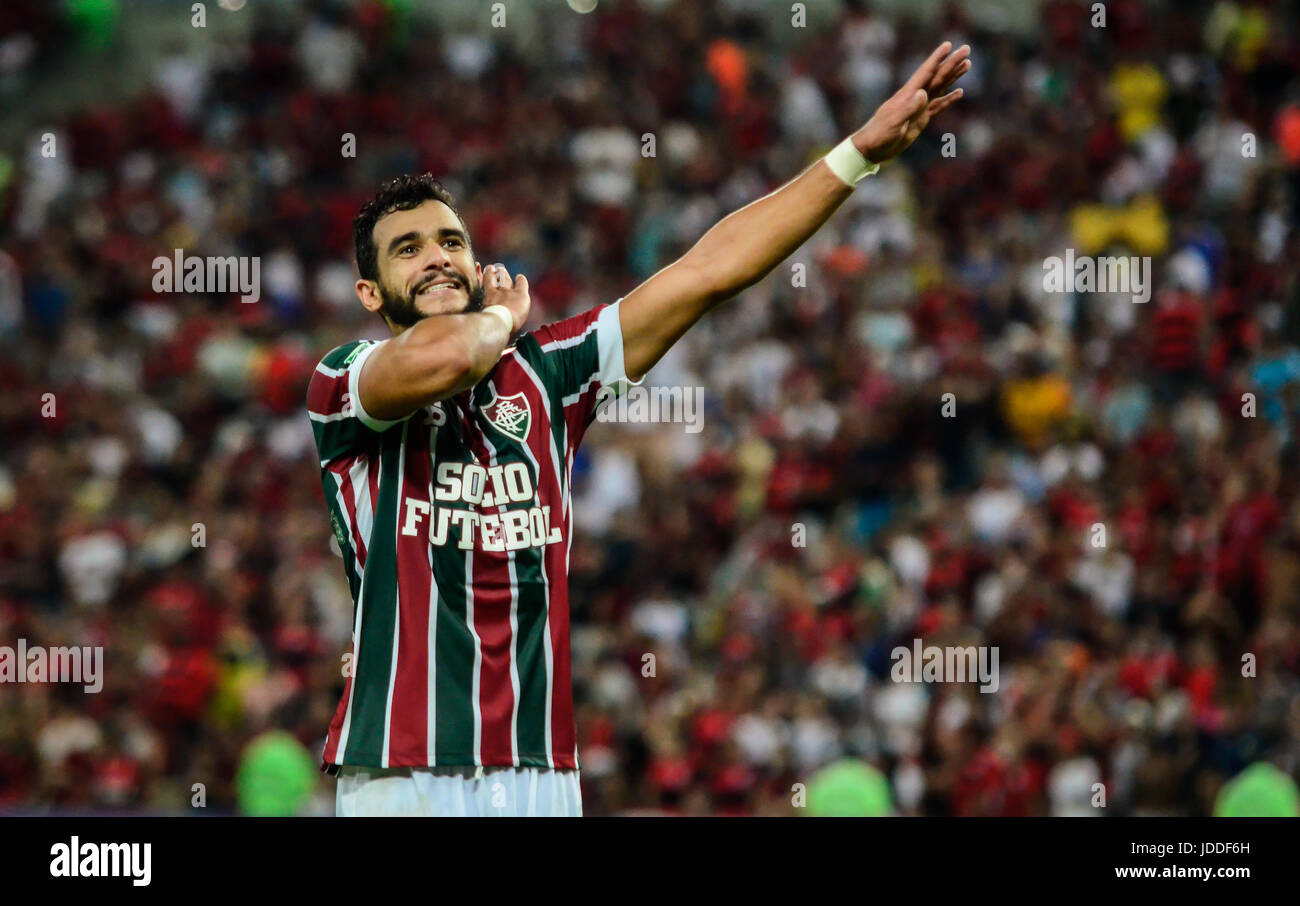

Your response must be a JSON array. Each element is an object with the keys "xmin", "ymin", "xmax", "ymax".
[{"xmin": 484, "ymin": 391, "xmax": 531, "ymax": 443}]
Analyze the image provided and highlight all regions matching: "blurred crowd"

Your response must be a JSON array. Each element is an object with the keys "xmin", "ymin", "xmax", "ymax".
[{"xmin": 1, "ymin": 0, "xmax": 1299, "ymax": 815}]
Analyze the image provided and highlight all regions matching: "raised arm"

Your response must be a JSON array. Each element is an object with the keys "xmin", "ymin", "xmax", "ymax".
[{"xmin": 618, "ymin": 41, "xmax": 970, "ymax": 381}]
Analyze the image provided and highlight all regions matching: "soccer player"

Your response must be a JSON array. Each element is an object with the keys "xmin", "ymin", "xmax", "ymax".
[{"xmin": 308, "ymin": 41, "xmax": 969, "ymax": 816}]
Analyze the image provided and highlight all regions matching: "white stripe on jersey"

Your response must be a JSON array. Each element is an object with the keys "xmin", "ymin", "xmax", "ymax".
[
  {"xmin": 330, "ymin": 469, "xmax": 357, "ymax": 574},
  {"xmin": 335, "ymin": 450, "xmax": 379, "ymax": 762},
  {"xmin": 379, "ymin": 423, "xmax": 410, "ymax": 767},
  {"xmin": 478, "ymin": 412, "xmax": 523, "ymax": 768},
  {"xmin": 465, "ymin": 546, "xmax": 483, "ymax": 766},
  {"xmin": 561, "ymin": 374, "xmax": 599, "ymax": 409},
  {"xmin": 351, "ymin": 458, "xmax": 375, "ymax": 559},
  {"xmin": 537, "ymin": 320, "xmax": 598, "ymax": 353},
  {"xmin": 426, "ymin": 423, "xmax": 441, "ymax": 767}
]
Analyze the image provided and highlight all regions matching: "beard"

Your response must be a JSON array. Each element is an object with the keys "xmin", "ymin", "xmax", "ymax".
[{"xmin": 379, "ymin": 271, "xmax": 486, "ymax": 328}]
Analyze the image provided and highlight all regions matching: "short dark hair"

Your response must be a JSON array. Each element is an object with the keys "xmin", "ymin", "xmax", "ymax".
[{"xmin": 353, "ymin": 174, "xmax": 468, "ymax": 281}]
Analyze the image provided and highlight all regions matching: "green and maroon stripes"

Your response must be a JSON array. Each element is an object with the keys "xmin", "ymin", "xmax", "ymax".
[
  {"xmin": 427, "ymin": 408, "xmax": 479, "ymax": 764},
  {"xmin": 460, "ymin": 407, "xmax": 520, "ymax": 766},
  {"xmin": 308, "ymin": 342, "xmax": 369, "ymax": 464},
  {"xmin": 388, "ymin": 421, "xmax": 433, "ymax": 765},
  {"xmin": 339, "ymin": 430, "xmax": 402, "ymax": 765},
  {"xmin": 510, "ymin": 563, "xmax": 552, "ymax": 764}
]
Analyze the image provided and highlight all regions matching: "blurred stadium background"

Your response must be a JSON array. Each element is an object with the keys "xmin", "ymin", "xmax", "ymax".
[{"xmin": 1, "ymin": 0, "xmax": 1299, "ymax": 816}]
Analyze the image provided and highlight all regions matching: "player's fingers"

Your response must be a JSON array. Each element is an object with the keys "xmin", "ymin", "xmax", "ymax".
[
  {"xmin": 902, "ymin": 41, "xmax": 951, "ymax": 94},
  {"xmin": 513, "ymin": 273, "xmax": 528, "ymax": 293},
  {"xmin": 926, "ymin": 87, "xmax": 964, "ymax": 117},
  {"xmin": 882, "ymin": 86, "xmax": 927, "ymax": 129},
  {"xmin": 904, "ymin": 88, "xmax": 928, "ymax": 120},
  {"xmin": 930, "ymin": 45, "xmax": 970, "ymax": 91},
  {"xmin": 936, "ymin": 58, "xmax": 972, "ymax": 95}
]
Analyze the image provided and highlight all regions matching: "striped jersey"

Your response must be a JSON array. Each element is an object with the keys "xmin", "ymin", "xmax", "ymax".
[{"xmin": 307, "ymin": 300, "xmax": 635, "ymax": 772}]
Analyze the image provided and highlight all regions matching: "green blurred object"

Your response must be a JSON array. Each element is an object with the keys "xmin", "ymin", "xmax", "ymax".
[
  {"xmin": 381, "ymin": 0, "xmax": 415, "ymax": 46},
  {"xmin": 806, "ymin": 759, "xmax": 892, "ymax": 817},
  {"xmin": 63, "ymin": 0, "xmax": 120, "ymax": 50},
  {"xmin": 1213, "ymin": 762, "xmax": 1300, "ymax": 817},
  {"xmin": 236, "ymin": 730, "xmax": 318, "ymax": 817}
]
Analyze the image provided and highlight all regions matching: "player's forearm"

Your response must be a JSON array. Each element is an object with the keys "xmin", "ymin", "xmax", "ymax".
[
  {"xmin": 685, "ymin": 157, "xmax": 854, "ymax": 304},
  {"xmin": 360, "ymin": 312, "xmax": 511, "ymax": 418},
  {"xmin": 406, "ymin": 311, "xmax": 512, "ymax": 398},
  {"xmin": 445, "ymin": 311, "xmax": 514, "ymax": 393}
]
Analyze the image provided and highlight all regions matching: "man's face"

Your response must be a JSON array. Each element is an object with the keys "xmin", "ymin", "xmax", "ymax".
[{"xmin": 362, "ymin": 199, "xmax": 485, "ymax": 328}]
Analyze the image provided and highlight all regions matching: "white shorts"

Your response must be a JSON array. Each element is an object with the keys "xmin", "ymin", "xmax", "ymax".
[{"xmin": 335, "ymin": 765, "xmax": 582, "ymax": 817}]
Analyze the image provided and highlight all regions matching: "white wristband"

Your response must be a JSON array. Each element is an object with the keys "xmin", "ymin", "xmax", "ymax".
[
  {"xmin": 824, "ymin": 137, "xmax": 880, "ymax": 186},
  {"xmin": 482, "ymin": 304, "xmax": 515, "ymax": 335}
]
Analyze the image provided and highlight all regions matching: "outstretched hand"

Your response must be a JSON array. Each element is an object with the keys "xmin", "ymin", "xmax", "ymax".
[{"xmin": 851, "ymin": 41, "xmax": 971, "ymax": 164}]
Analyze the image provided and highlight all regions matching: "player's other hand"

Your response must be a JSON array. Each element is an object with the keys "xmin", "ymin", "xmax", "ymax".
[
  {"xmin": 850, "ymin": 41, "xmax": 970, "ymax": 164},
  {"xmin": 481, "ymin": 262, "xmax": 530, "ymax": 332}
]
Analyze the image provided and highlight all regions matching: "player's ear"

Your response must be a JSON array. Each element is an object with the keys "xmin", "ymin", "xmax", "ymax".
[
  {"xmin": 356, "ymin": 278, "xmax": 383, "ymax": 315},
  {"xmin": 474, "ymin": 261, "xmax": 483, "ymax": 285}
]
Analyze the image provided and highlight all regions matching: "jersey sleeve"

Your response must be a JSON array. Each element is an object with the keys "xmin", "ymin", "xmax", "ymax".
[
  {"xmin": 514, "ymin": 299, "xmax": 643, "ymax": 445},
  {"xmin": 306, "ymin": 339, "xmax": 405, "ymax": 466}
]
